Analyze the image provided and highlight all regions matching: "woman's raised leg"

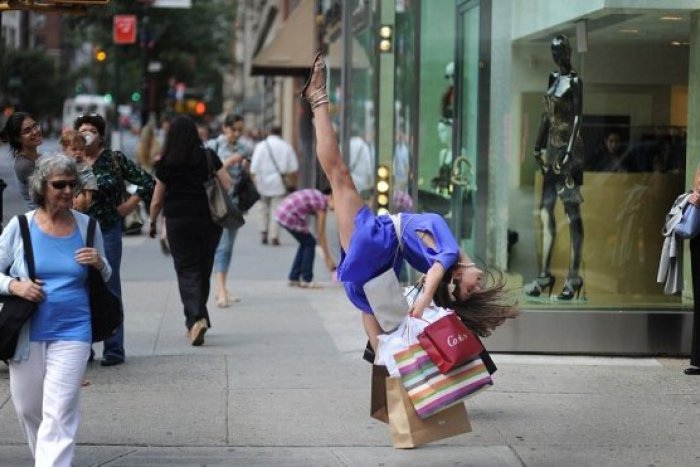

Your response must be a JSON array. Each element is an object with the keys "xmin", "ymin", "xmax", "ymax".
[{"xmin": 303, "ymin": 54, "xmax": 365, "ymax": 251}]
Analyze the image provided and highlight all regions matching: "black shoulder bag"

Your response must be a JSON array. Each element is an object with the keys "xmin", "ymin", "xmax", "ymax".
[
  {"xmin": 0, "ymin": 215, "xmax": 38, "ymax": 362},
  {"xmin": 86, "ymin": 218, "xmax": 123, "ymax": 342}
]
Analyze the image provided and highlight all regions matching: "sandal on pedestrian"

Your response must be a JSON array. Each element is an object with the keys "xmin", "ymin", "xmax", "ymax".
[
  {"xmin": 299, "ymin": 281, "xmax": 323, "ymax": 289},
  {"xmin": 300, "ymin": 52, "xmax": 329, "ymax": 110}
]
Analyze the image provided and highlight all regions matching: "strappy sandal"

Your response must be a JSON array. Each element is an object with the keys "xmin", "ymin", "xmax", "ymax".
[{"xmin": 300, "ymin": 52, "xmax": 329, "ymax": 110}]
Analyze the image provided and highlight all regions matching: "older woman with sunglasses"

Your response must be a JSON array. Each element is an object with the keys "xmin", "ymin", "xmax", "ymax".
[
  {"xmin": 301, "ymin": 54, "xmax": 518, "ymax": 351},
  {"xmin": 0, "ymin": 111, "xmax": 44, "ymax": 208},
  {"xmin": 0, "ymin": 155, "xmax": 111, "ymax": 466}
]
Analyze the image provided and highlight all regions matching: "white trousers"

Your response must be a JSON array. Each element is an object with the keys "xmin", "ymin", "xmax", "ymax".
[
  {"xmin": 257, "ymin": 194, "xmax": 284, "ymax": 240},
  {"xmin": 9, "ymin": 340, "xmax": 90, "ymax": 467}
]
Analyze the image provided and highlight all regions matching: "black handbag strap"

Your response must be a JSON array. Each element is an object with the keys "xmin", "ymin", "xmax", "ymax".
[
  {"xmin": 86, "ymin": 217, "xmax": 96, "ymax": 248},
  {"xmin": 16, "ymin": 215, "xmax": 36, "ymax": 281}
]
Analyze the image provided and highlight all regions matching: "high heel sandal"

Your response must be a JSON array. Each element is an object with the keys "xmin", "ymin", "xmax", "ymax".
[
  {"xmin": 557, "ymin": 276, "xmax": 583, "ymax": 300},
  {"xmin": 523, "ymin": 275, "xmax": 556, "ymax": 297},
  {"xmin": 300, "ymin": 52, "xmax": 329, "ymax": 110}
]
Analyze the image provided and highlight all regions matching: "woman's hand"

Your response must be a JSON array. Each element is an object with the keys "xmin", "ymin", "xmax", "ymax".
[
  {"xmin": 224, "ymin": 153, "xmax": 243, "ymax": 168},
  {"xmin": 148, "ymin": 221, "xmax": 157, "ymax": 239},
  {"xmin": 689, "ymin": 191, "xmax": 700, "ymax": 206},
  {"xmin": 325, "ymin": 257, "xmax": 336, "ymax": 272},
  {"xmin": 10, "ymin": 278, "xmax": 45, "ymax": 302},
  {"xmin": 409, "ymin": 292, "xmax": 432, "ymax": 319},
  {"xmin": 75, "ymin": 247, "xmax": 104, "ymax": 270},
  {"xmin": 117, "ymin": 195, "xmax": 141, "ymax": 217}
]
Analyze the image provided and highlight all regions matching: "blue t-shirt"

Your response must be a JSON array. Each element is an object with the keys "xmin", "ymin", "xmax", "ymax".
[
  {"xmin": 29, "ymin": 222, "xmax": 91, "ymax": 342},
  {"xmin": 337, "ymin": 206, "xmax": 460, "ymax": 313}
]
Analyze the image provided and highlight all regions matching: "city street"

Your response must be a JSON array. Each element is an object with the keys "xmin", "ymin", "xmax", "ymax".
[{"xmin": 0, "ymin": 150, "xmax": 698, "ymax": 466}]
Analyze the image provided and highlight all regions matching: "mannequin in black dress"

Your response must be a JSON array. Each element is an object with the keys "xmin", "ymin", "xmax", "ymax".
[{"xmin": 524, "ymin": 35, "xmax": 585, "ymax": 300}]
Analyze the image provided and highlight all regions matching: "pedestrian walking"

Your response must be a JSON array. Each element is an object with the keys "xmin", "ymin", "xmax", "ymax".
[
  {"xmin": 205, "ymin": 113, "xmax": 251, "ymax": 307},
  {"xmin": 276, "ymin": 188, "xmax": 337, "ymax": 289},
  {"xmin": 74, "ymin": 114, "xmax": 155, "ymax": 366},
  {"xmin": 250, "ymin": 126, "xmax": 299, "ymax": 246},
  {"xmin": 1, "ymin": 112, "xmax": 44, "ymax": 209},
  {"xmin": 0, "ymin": 155, "xmax": 111, "ymax": 467},
  {"xmin": 149, "ymin": 115, "xmax": 230, "ymax": 346},
  {"xmin": 300, "ymin": 53, "xmax": 517, "ymax": 350}
]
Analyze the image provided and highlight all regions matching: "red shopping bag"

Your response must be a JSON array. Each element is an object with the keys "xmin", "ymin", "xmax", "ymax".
[{"xmin": 417, "ymin": 312, "xmax": 484, "ymax": 374}]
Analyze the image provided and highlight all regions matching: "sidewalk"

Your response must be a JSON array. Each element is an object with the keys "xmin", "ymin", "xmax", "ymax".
[{"xmin": 0, "ymin": 205, "xmax": 698, "ymax": 466}]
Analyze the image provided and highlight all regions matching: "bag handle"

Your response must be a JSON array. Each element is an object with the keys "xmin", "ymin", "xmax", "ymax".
[
  {"xmin": 86, "ymin": 217, "xmax": 96, "ymax": 248},
  {"xmin": 17, "ymin": 215, "xmax": 36, "ymax": 281}
]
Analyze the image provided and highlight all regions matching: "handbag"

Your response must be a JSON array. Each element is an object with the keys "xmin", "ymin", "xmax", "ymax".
[
  {"xmin": 386, "ymin": 377, "xmax": 471, "ymax": 448},
  {"xmin": 265, "ymin": 140, "xmax": 296, "ymax": 193},
  {"xmin": 417, "ymin": 313, "xmax": 484, "ymax": 374},
  {"xmin": 204, "ymin": 149, "xmax": 245, "ymax": 230},
  {"xmin": 0, "ymin": 215, "xmax": 38, "ymax": 361},
  {"xmin": 395, "ymin": 343, "xmax": 492, "ymax": 419},
  {"xmin": 675, "ymin": 204, "xmax": 700, "ymax": 239},
  {"xmin": 86, "ymin": 218, "xmax": 123, "ymax": 342},
  {"xmin": 232, "ymin": 169, "xmax": 260, "ymax": 212}
]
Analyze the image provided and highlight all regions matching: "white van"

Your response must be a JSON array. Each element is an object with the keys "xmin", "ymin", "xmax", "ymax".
[{"xmin": 62, "ymin": 94, "xmax": 115, "ymax": 135}]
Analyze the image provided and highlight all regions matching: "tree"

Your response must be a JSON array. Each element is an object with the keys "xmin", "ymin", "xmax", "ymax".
[
  {"xmin": 64, "ymin": 0, "xmax": 236, "ymax": 117},
  {"xmin": 0, "ymin": 49, "xmax": 69, "ymax": 122}
]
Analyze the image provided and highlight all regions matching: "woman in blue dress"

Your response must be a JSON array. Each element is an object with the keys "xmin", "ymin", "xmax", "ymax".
[{"xmin": 301, "ymin": 53, "xmax": 517, "ymax": 350}]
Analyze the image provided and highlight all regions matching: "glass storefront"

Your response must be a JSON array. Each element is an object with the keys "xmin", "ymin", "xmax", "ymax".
[{"xmin": 330, "ymin": 0, "xmax": 697, "ymax": 353}]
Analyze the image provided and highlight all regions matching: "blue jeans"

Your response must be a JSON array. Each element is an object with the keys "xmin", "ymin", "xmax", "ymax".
[
  {"xmin": 213, "ymin": 226, "xmax": 239, "ymax": 274},
  {"xmin": 284, "ymin": 227, "xmax": 316, "ymax": 283},
  {"xmin": 100, "ymin": 223, "xmax": 124, "ymax": 361}
]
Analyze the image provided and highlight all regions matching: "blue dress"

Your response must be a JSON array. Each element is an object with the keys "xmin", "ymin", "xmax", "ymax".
[{"xmin": 337, "ymin": 205, "xmax": 460, "ymax": 313}]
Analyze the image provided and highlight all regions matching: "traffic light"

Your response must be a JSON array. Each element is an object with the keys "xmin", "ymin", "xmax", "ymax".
[
  {"xmin": 95, "ymin": 49, "xmax": 107, "ymax": 62},
  {"xmin": 195, "ymin": 101, "xmax": 206, "ymax": 115},
  {"xmin": 131, "ymin": 92, "xmax": 141, "ymax": 103},
  {"xmin": 376, "ymin": 164, "xmax": 391, "ymax": 215}
]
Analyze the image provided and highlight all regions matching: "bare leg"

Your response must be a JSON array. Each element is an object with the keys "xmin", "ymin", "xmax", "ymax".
[
  {"xmin": 304, "ymin": 55, "xmax": 383, "ymax": 348},
  {"xmin": 304, "ymin": 55, "xmax": 365, "ymax": 250}
]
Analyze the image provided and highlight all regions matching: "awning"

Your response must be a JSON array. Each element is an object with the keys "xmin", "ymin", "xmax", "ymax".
[
  {"xmin": 251, "ymin": 0, "xmax": 316, "ymax": 76},
  {"xmin": 251, "ymin": 0, "xmax": 371, "ymax": 76}
]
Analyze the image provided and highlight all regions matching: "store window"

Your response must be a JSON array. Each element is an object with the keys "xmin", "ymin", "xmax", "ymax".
[
  {"xmin": 414, "ymin": 0, "xmax": 457, "ymax": 228},
  {"xmin": 504, "ymin": 6, "xmax": 691, "ymax": 309}
]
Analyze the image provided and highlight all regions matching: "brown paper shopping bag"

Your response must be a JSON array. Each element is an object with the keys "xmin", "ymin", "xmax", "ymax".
[
  {"xmin": 386, "ymin": 377, "xmax": 471, "ymax": 449},
  {"xmin": 370, "ymin": 365, "xmax": 390, "ymax": 423}
]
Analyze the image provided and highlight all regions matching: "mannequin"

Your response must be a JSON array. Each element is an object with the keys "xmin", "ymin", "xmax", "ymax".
[{"xmin": 524, "ymin": 35, "xmax": 585, "ymax": 300}]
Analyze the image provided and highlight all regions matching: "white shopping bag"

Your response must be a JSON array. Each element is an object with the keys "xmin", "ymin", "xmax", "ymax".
[{"xmin": 375, "ymin": 304, "xmax": 451, "ymax": 377}]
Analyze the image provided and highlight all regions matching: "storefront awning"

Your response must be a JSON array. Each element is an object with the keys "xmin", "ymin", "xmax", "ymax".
[
  {"xmin": 251, "ymin": 0, "xmax": 371, "ymax": 76},
  {"xmin": 251, "ymin": 0, "xmax": 316, "ymax": 76}
]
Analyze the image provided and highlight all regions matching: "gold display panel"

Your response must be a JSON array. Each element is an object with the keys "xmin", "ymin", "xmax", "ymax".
[{"xmin": 529, "ymin": 171, "xmax": 685, "ymax": 308}]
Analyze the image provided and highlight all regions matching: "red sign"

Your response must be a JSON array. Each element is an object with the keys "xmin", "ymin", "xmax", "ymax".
[{"xmin": 113, "ymin": 15, "xmax": 137, "ymax": 45}]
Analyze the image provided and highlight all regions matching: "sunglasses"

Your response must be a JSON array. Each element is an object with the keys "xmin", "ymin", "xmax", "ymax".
[{"xmin": 48, "ymin": 180, "xmax": 79, "ymax": 190}]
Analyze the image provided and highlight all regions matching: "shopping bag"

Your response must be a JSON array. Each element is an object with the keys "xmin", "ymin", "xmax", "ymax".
[
  {"xmin": 396, "ymin": 343, "xmax": 492, "ymax": 419},
  {"xmin": 363, "ymin": 269, "xmax": 408, "ymax": 333},
  {"xmin": 370, "ymin": 365, "xmax": 390, "ymax": 423},
  {"xmin": 418, "ymin": 313, "xmax": 484, "ymax": 374},
  {"xmin": 675, "ymin": 204, "xmax": 700, "ymax": 239},
  {"xmin": 386, "ymin": 377, "xmax": 471, "ymax": 449},
  {"xmin": 375, "ymin": 310, "xmax": 452, "ymax": 377}
]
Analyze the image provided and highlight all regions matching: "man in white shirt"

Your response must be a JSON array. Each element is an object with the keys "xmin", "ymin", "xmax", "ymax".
[
  {"xmin": 349, "ymin": 134, "xmax": 374, "ymax": 202},
  {"xmin": 250, "ymin": 126, "xmax": 299, "ymax": 245}
]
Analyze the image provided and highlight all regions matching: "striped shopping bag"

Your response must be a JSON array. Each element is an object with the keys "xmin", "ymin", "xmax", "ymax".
[{"xmin": 394, "ymin": 343, "xmax": 492, "ymax": 419}]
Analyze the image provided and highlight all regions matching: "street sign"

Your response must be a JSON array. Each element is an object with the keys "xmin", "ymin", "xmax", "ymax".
[{"xmin": 113, "ymin": 14, "xmax": 137, "ymax": 45}]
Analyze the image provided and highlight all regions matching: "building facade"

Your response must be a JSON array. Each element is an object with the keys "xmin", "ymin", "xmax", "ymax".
[{"xmin": 324, "ymin": 0, "xmax": 698, "ymax": 354}]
